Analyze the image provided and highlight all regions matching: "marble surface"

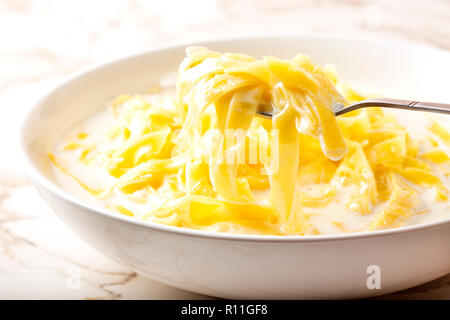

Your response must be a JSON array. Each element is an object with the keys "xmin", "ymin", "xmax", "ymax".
[{"xmin": 1, "ymin": 0, "xmax": 449, "ymax": 299}]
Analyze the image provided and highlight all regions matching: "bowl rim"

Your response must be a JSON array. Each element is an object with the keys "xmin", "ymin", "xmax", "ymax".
[{"xmin": 21, "ymin": 34, "xmax": 450, "ymax": 243}]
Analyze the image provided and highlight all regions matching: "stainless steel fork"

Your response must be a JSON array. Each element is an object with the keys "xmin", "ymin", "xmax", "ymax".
[{"xmin": 256, "ymin": 98, "xmax": 450, "ymax": 118}]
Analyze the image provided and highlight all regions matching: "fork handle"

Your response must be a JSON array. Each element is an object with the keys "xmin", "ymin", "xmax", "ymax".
[{"xmin": 336, "ymin": 98, "xmax": 450, "ymax": 116}]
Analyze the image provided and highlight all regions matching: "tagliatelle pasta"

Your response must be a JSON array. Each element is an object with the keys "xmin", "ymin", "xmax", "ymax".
[{"xmin": 50, "ymin": 47, "xmax": 450, "ymax": 235}]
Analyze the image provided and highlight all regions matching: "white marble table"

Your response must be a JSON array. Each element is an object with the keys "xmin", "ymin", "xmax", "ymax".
[{"xmin": 0, "ymin": 0, "xmax": 449, "ymax": 299}]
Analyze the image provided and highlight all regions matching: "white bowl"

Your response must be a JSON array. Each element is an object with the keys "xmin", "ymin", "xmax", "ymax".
[{"xmin": 22, "ymin": 36, "xmax": 450, "ymax": 299}]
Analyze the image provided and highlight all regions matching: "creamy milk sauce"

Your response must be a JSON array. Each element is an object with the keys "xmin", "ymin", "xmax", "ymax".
[{"xmin": 51, "ymin": 91, "xmax": 450, "ymax": 235}]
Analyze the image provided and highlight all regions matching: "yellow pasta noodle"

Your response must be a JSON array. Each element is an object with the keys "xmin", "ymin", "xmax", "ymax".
[{"xmin": 50, "ymin": 47, "xmax": 450, "ymax": 235}]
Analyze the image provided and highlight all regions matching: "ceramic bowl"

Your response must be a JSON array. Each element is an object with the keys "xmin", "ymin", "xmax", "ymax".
[{"xmin": 22, "ymin": 36, "xmax": 450, "ymax": 299}]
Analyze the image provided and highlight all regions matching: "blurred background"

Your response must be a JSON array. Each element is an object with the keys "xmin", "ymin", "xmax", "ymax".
[{"xmin": 1, "ymin": 0, "xmax": 449, "ymax": 299}]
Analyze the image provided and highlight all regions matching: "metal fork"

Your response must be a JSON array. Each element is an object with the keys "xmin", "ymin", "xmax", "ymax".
[{"xmin": 256, "ymin": 98, "xmax": 450, "ymax": 118}]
